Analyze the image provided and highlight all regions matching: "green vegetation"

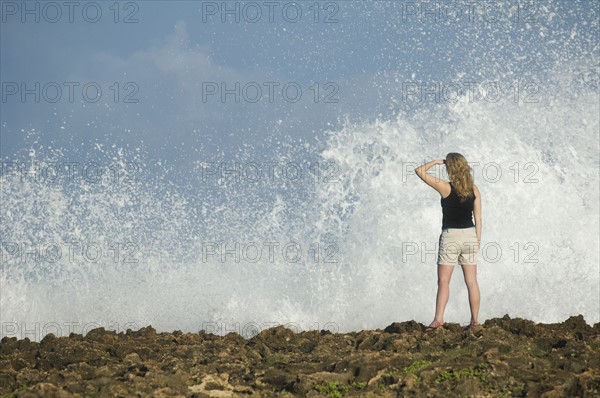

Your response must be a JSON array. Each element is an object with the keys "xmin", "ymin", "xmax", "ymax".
[
  {"xmin": 530, "ymin": 345, "xmax": 550, "ymax": 358},
  {"xmin": 586, "ymin": 340, "xmax": 600, "ymax": 350},
  {"xmin": 352, "ymin": 381, "xmax": 368, "ymax": 389},
  {"xmin": 444, "ymin": 346, "xmax": 477, "ymax": 357},
  {"xmin": 398, "ymin": 360, "xmax": 431, "ymax": 386},
  {"xmin": 435, "ymin": 364, "xmax": 529, "ymax": 398},
  {"xmin": 511, "ymin": 383, "xmax": 527, "ymax": 395},
  {"xmin": 401, "ymin": 359, "xmax": 432, "ymax": 375},
  {"xmin": 315, "ymin": 381, "xmax": 347, "ymax": 398},
  {"xmin": 315, "ymin": 381, "xmax": 367, "ymax": 398},
  {"xmin": 489, "ymin": 382, "xmax": 527, "ymax": 398},
  {"xmin": 0, "ymin": 384, "xmax": 28, "ymax": 398},
  {"xmin": 434, "ymin": 363, "xmax": 489, "ymax": 384},
  {"xmin": 264, "ymin": 354, "xmax": 288, "ymax": 366}
]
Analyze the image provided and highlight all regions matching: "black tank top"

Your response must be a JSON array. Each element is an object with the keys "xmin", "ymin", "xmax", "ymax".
[{"xmin": 441, "ymin": 182, "xmax": 475, "ymax": 229}]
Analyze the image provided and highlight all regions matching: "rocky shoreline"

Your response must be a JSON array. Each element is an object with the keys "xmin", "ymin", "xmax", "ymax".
[{"xmin": 1, "ymin": 314, "xmax": 599, "ymax": 397}]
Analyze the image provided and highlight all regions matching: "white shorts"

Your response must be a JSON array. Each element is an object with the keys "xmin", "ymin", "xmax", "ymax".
[{"xmin": 437, "ymin": 227, "xmax": 479, "ymax": 266}]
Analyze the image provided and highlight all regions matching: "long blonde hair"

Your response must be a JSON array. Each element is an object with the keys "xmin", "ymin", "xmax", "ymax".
[{"xmin": 445, "ymin": 153, "xmax": 474, "ymax": 202}]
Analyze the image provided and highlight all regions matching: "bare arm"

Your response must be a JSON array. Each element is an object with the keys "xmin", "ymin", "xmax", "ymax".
[
  {"xmin": 473, "ymin": 183, "xmax": 482, "ymax": 247},
  {"xmin": 415, "ymin": 159, "xmax": 446, "ymax": 194}
]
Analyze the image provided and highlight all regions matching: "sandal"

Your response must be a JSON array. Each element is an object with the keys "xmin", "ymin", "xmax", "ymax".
[
  {"xmin": 425, "ymin": 320, "xmax": 444, "ymax": 332},
  {"xmin": 465, "ymin": 322, "xmax": 480, "ymax": 330}
]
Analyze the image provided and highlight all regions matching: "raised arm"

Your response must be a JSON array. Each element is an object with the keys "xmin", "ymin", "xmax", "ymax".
[{"xmin": 416, "ymin": 159, "xmax": 446, "ymax": 194}]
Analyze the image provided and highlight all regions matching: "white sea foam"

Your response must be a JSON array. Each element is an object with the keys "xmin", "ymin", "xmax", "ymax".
[{"xmin": 1, "ymin": 57, "xmax": 598, "ymax": 341}]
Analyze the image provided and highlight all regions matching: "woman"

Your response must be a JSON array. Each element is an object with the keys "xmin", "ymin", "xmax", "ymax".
[{"xmin": 415, "ymin": 153, "xmax": 482, "ymax": 332}]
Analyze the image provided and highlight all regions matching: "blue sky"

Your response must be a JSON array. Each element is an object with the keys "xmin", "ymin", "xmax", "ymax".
[
  {"xmin": 1, "ymin": 0, "xmax": 597, "ymax": 166},
  {"xmin": 1, "ymin": 1, "xmax": 599, "ymax": 333}
]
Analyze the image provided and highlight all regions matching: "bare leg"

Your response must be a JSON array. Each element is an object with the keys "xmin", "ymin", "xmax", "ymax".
[
  {"xmin": 428, "ymin": 264, "xmax": 454, "ymax": 328},
  {"xmin": 461, "ymin": 264, "xmax": 480, "ymax": 325}
]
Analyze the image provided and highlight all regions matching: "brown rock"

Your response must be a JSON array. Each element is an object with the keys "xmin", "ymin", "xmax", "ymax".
[
  {"xmin": 0, "ymin": 315, "xmax": 597, "ymax": 397},
  {"xmin": 383, "ymin": 320, "xmax": 421, "ymax": 334},
  {"xmin": 16, "ymin": 382, "xmax": 74, "ymax": 398}
]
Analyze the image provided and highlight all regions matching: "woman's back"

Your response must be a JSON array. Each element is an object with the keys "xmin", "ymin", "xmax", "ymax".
[{"xmin": 441, "ymin": 182, "xmax": 475, "ymax": 229}]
